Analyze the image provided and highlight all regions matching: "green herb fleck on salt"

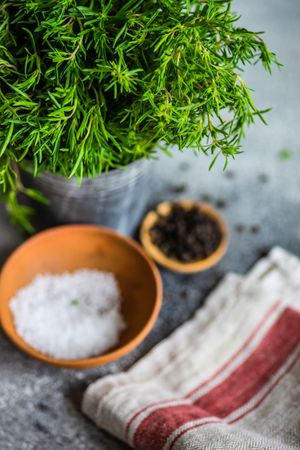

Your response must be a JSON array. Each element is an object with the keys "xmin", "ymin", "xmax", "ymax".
[{"xmin": 278, "ymin": 148, "xmax": 293, "ymax": 161}]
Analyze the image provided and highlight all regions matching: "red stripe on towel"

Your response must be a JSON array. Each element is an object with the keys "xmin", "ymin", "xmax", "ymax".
[
  {"xmin": 134, "ymin": 403, "xmax": 213, "ymax": 450},
  {"xmin": 228, "ymin": 344, "xmax": 300, "ymax": 424},
  {"xmin": 133, "ymin": 307, "xmax": 300, "ymax": 450}
]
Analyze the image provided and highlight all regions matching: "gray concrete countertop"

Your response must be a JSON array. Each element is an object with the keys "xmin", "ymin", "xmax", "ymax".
[{"xmin": 0, "ymin": 1, "xmax": 299, "ymax": 449}]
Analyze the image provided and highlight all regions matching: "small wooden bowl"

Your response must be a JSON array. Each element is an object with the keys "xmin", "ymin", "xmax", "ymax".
[
  {"xmin": 0, "ymin": 225, "xmax": 162, "ymax": 369},
  {"xmin": 140, "ymin": 200, "xmax": 228, "ymax": 273}
]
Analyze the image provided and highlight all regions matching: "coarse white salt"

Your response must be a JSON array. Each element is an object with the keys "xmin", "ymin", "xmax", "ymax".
[{"xmin": 9, "ymin": 269, "xmax": 126, "ymax": 360}]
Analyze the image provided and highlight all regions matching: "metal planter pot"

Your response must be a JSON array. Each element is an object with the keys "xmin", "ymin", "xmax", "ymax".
[{"xmin": 22, "ymin": 158, "xmax": 152, "ymax": 235}]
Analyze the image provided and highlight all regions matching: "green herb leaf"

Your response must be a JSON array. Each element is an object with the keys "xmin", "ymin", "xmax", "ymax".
[
  {"xmin": 278, "ymin": 148, "xmax": 293, "ymax": 161},
  {"xmin": 71, "ymin": 299, "xmax": 80, "ymax": 306},
  {"xmin": 25, "ymin": 188, "xmax": 50, "ymax": 205}
]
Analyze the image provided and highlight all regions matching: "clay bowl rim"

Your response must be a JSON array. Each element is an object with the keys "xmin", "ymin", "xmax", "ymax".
[
  {"xmin": 0, "ymin": 224, "xmax": 163, "ymax": 369},
  {"xmin": 140, "ymin": 200, "xmax": 228, "ymax": 273}
]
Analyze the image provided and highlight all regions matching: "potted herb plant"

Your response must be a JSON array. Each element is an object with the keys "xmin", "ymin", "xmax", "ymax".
[{"xmin": 0, "ymin": 0, "xmax": 278, "ymax": 234}]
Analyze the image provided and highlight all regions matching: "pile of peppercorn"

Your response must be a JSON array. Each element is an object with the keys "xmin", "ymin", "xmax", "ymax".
[{"xmin": 150, "ymin": 204, "xmax": 222, "ymax": 263}]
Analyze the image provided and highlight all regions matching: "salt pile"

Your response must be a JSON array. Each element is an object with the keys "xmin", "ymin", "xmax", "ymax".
[{"xmin": 10, "ymin": 269, "xmax": 126, "ymax": 359}]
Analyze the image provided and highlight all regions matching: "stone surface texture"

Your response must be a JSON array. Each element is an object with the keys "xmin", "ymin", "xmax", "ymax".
[{"xmin": 0, "ymin": 1, "xmax": 299, "ymax": 449}]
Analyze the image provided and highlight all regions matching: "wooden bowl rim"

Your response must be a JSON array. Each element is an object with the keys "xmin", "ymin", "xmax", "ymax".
[
  {"xmin": 140, "ymin": 200, "xmax": 229, "ymax": 273},
  {"xmin": 0, "ymin": 224, "xmax": 163, "ymax": 369}
]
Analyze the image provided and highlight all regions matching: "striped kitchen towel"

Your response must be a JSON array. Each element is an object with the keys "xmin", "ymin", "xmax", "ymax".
[{"xmin": 82, "ymin": 248, "xmax": 300, "ymax": 450}]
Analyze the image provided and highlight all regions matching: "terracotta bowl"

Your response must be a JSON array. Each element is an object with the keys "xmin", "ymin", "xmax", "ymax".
[
  {"xmin": 140, "ymin": 200, "xmax": 228, "ymax": 273},
  {"xmin": 0, "ymin": 225, "xmax": 162, "ymax": 369}
]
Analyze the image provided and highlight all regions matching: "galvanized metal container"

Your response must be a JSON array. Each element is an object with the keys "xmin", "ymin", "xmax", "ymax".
[{"xmin": 22, "ymin": 158, "xmax": 152, "ymax": 235}]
